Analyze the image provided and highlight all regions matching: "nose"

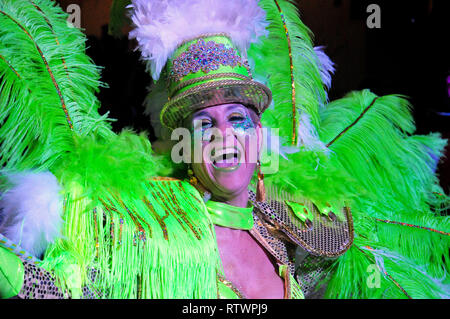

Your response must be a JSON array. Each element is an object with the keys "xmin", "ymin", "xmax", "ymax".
[{"xmin": 213, "ymin": 121, "xmax": 237, "ymax": 145}]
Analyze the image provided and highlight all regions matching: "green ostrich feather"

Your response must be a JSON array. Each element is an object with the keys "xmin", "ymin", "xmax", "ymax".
[
  {"xmin": 52, "ymin": 131, "xmax": 173, "ymax": 198},
  {"xmin": 318, "ymin": 90, "xmax": 450, "ymax": 298},
  {"xmin": 249, "ymin": 0, "xmax": 327, "ymax": 145},
  {"xmin": 260, "ymin": 147, "xmax": 357, "ymax": 207},
  {"xmin": 0, "ymin": 0, "xmax": 113, "ymax": 171},
  {"xmin": 325, "ymin": 229, "xmax": 449, "ymax": 299},
  {"xmin": 320, "ymin": 90, "xmax": 447, "ymax": 211}
]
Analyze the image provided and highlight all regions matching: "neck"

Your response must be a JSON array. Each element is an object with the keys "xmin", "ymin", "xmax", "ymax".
[
  {"xmin": 206, "ymin": 191, "xmax": 254, "ymax": 230},
  {"xmin": 212, "ymin": 189, "xmax": 250, "ymax": 208}
]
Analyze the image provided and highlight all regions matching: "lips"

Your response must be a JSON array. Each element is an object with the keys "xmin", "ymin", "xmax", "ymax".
[{"xmin": 210, "ymin": 147, "xmax": 241, "ymax": 170}]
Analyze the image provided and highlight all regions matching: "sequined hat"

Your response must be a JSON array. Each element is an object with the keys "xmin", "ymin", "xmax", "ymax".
[
  {"xmin": 128, "ymin": 0, "xmax": 271, "ymax": 133},
  {"xmin": 160, "ymin": 35, "xmax": 272, "ymax": 129}
]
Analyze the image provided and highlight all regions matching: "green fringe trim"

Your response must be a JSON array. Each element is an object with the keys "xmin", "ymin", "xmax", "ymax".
[{"xmin": 42, "ymin": 178, "xmax": 221, "ymax": 299}]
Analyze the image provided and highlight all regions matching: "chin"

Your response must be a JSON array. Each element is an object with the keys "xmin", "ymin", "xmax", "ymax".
[{"xmin": 197, "ymin": 162, "xmax": 255, "ymax": 198}]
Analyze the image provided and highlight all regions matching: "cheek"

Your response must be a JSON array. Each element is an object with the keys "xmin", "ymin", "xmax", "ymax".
[
  {"xmin": 231, "ymin": 117, "xmax": 255, "ymax": 136},
  {"xmin": 235, "ymin": 133, "xmax": 259, "ymax": 163}
]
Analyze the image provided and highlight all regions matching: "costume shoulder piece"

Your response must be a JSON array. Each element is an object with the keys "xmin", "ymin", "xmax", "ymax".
[
  {"xmin": 249, "ymin": 189, "xmax": 353, "ymax": 299},
  {"xmin": 249, "ymin": 190, "xmax": 353, "ymax": 258}
]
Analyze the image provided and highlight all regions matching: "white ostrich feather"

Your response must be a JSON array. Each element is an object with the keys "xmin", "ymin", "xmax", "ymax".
[
  {"xmin": 0, "ymin": 171, "xmax": 64, "ymax": 258},
  {"xmin": 314, "ymin": 46, "xmax": 335, "ymax": 91},
  {"xmin": 129, "ymin": 0, "xmax": 268, "ymax": 80},
  {"xmin": 297, "ymin": 113, "xmax": 330, "ymax": 155}
]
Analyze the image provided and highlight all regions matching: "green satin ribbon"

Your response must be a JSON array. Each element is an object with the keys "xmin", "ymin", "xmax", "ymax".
[
  {"xmin": 205, "ymin": 200, "xmax": 254, "ymax": 230},
  {"xmin": 0, "ymin": 246, "xmax": 24, "ymax": 299}
]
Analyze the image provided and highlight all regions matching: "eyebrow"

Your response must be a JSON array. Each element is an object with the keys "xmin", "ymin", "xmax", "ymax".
[
  {"xmin": 192, "ymin": 104, "xmax": 247, "ymax": 119},
  {"xmin": 192, "ymin": 110, "xmax": 210, "ymax": 119},
  {"xmin": 226, "ymin": 104, "xmax": 246, "ymax": 113}
]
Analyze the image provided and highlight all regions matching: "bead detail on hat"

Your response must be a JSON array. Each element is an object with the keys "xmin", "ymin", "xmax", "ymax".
[{"xmin": 170, "ymin": 39, "xmax": 244, "ymax": 82}]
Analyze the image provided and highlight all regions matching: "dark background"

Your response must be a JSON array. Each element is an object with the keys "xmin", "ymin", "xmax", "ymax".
[{"xmin": 55, "ymin": 0, "xmax": 450, "ymax": 193}]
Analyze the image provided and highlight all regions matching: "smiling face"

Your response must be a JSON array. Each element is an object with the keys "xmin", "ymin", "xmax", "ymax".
[{"xmin": 184, "ymin": 103, "xmax": 262, "ymax": 203}]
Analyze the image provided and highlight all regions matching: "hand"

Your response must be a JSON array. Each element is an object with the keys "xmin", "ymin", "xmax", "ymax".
[{"xmin": 0, "ymin": 246, "xmax": 24, "ymax": 298}]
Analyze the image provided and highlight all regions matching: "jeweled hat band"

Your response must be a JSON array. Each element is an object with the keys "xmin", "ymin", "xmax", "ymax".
[
  {"xmin": 166, "ymin": 35, "xmax": 252, "ymax": 97},
  {"xmin": 160, "ymin": 35, "xmax": 272, "ymax": 130}
]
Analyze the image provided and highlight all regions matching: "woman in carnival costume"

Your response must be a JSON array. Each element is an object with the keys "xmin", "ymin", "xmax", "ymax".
[{"xmin": 0, "ymin": 0, "xmax": 449, "ymax": 299}]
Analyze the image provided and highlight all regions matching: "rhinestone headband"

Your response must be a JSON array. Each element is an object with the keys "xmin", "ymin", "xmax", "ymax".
[{"xmin": 169, "ymin": 38, "xmax": 246, "ymax": 83}]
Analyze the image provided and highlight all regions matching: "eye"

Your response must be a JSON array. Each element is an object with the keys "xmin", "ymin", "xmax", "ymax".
[
  {"xmin": 192, "ymin": 118, "xmax": 212, "ymax": 131},
  {"xmin": 201, "ymin": 120, "xmax": 212, "ymax": 128},
  {"xmin": 229, "ymin": 113, "xmax": 245, "ymax": 123}
]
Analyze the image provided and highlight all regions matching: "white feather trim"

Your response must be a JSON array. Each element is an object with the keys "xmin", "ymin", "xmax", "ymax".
[
  {"xmin": 297, "ymin": 113, "xmax": 330, "ymax": 155},
  {"xmin": 129, "ymin": 0, "xmax": 268, "ymax": 80},
  {"xmin": 261, "ymin": 125, "xmax": 298, "ymax": 158},
  {"xmin": 314, "ymin": 46, "xmax": 335, "ymax": 91},
  {"xmin": 0, "ymin": 171, "xmax": 63, "ymax": 258}
]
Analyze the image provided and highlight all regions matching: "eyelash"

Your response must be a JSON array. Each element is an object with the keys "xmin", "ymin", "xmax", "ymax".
[
  {"xmin": 201, "ymin": 121, "xmax": 212, "ymax": 128},
  {"xmin": 229, "ymin": 112, "xmax": 246, "ymax": 122},
  {"xmin": 229, "ymin": 115, "xmax": 245, "ymax": 122},
  {"xmin": 194, "ymin": 113, "xmax": 246, "ymax": 129}
]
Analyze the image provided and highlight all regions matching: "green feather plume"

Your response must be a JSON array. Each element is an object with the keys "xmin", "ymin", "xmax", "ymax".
[
  {"xmin": 249, "ymin": 0, "xmax": 327, "ymax": 146},
  {"xmin": 52, "ymin": 130, "xmax": 173, "ymax": 198},
  {"xmin": 318, "ymin": 90, "xmax": 450, "ymax": 298},
  {"xmin": 0, "ymin": 0, "xmax": 113, "ymax": 171},
  {"xmin": 320, "ymin": 90, "xmax": 448, "ymax": 213},
  {"xmin": 248, "ymin": 4, "xmax": 449, "ymax": 298}
]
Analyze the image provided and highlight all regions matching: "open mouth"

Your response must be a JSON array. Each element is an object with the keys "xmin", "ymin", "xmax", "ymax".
[{"xmin": 210, "ymin": 147, "xmax": 241, "ymax": 172}]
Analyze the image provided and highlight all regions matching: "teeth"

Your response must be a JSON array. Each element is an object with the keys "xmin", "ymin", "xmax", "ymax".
[{"xmin": 211, "ymin": 148, "xmax": 239, "ymax": 163}]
